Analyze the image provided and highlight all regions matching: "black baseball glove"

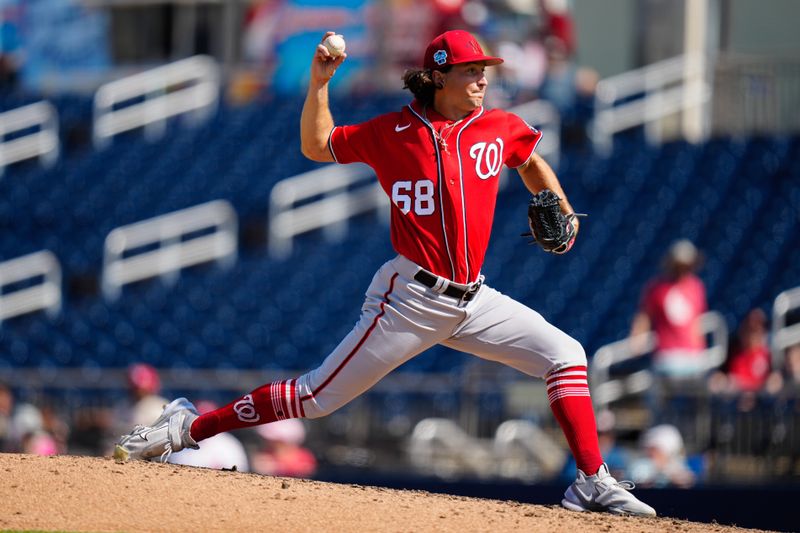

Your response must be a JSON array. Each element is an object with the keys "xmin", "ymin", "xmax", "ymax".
[{"xmin": 522, "ymin": 189, "xmax": 584, "ymax": 254}]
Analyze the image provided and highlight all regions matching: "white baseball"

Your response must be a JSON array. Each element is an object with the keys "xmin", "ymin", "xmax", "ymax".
[{"xmin": 323, "ymin": 34, "xmax": 346, "ymax": 57}]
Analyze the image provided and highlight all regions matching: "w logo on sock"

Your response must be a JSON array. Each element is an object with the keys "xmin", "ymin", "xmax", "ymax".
[{"xmin": 233, "ymin": 394, "xmax": 261, "ymax": 423}]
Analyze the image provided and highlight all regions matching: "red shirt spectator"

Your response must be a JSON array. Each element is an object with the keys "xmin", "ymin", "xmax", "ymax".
[
  {"xmin": 630, "ymin": 240, "xmax": 709, "ymax": 378},
  {"xmin": 727, "ymin": 309, "xmax": 771, "ymax": 391},
  {"xmin": 641, "ymin": 273, "xmax": 707, "ymax": 353}
]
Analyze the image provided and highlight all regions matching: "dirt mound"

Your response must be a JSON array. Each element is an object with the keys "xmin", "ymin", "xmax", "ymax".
[{"xmin": 0, "ymin": 454, "xmax": 772, "ymax": 533}]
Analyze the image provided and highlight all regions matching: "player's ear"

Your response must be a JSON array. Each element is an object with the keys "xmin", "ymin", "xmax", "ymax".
[{"xmin": 432, "ymin": 70, "xmax": 445, "ymax": 89}]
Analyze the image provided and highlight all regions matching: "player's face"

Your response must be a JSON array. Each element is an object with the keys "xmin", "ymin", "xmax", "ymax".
[{"xmin": 440, "ymin": 62, "xmax": 488, "ymax": 112}]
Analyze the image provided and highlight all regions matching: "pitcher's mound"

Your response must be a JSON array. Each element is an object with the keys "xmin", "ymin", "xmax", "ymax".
[{"xmin": 0, "ymin": 454, "xmax": 771, "ymax": 532}]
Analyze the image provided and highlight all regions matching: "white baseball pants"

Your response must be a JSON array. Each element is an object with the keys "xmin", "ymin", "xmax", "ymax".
[{"xmin": 293, "ymin": 255, "xmax": 586, "ymax": 419}]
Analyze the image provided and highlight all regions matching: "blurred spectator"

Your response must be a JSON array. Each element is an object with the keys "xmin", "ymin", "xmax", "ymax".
[
  {"xmin": 69, "ymin": 406, "xmax": 112, "ymax": 456},
  {"xmin": 784, "ymin": 343, "xmax": 800, "ymax": 389},
  {"xmin": 106, "ymin": 363, "xmax": 168, "ymax": 455},
  {"xmin": 763, "ymin": 343, "xmax": 800, "ymax": 397},
  {"xmin": 627, "ymin": 424, "xmax": 696, "ymax": 488},
  {"xmin": 709, "ymin": 308, "xmax": 772, "ymax": 395},
  {"xmin": 0, "ymin": 5, "xmax": 23, "ymax": 94},
  {"xmin": 169, "ymin": 401, "xmax": 250, "ymax": 472},
  {"xmin": 539, "ymin": 0, "xmax": 576, "ymax": 56},
  {"xmin": 537, "ymin": 35, "xmax": 580, "ymax": 113},
  {"xmin": 630, "ymin": 239, "xmax": 708, "ymax": 380},
  {"xmin": 126, "ymin": 363, "xmax": 168, "ymax": 427},
  {"xmin": 536, "ymin": 0, "xmax": 598, "ymax": 146},
  {"xmin": 490, "ymin": 36, "xmax": 547, "ymax": 107},
  {"xmin": 726, "ymin": 308, "xmax": 772, "ymax": 391},
  {"xmin": 40, "ymin": 404, "xmax": 70, "ymax": 454},
  {"xmin": 13, "ymin": 403, "xmax": 58, "ymax": 456},
  {"xmin": 0, "ymin": 383, "xmax": 16, "ymax": 451},
  {"xmin": 251, "ymin": 419, "xmax": 317, "ymax": 478},
  {"xmin": 630, "ymin": 240, "xmax": 709, "ymax": 421}
]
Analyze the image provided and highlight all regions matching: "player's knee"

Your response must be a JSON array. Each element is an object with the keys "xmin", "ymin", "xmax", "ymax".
[
  {"xmin": 558, "ymin": 336, "xmax": 587, "ymax": 368},
  {"xmin": 300, "ymin": 398, "xmax": 340, "ymax": 419},
  {"xmin": 302, "ymin": 405, "xmax": 330, "ymax": 419}
]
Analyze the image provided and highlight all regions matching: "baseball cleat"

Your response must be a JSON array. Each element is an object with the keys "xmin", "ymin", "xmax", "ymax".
[
  {"xmin": 562, "ymin": 463, "xmax": 656, "ymax": 517},
  {"xmin": 114, "ymin": 397, "xmax": 200, "ymax": 463}
]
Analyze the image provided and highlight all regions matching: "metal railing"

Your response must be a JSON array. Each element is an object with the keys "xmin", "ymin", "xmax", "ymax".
[
  {"xmin": 771, "ymin": 286, "xmax": 800, "ymax": 370},
  {"xmin": 93, "ymin": 55, "xmax": 220, "ymax": 148},
  {"xmin": 102, "ymin": 200, "xmax": 237, "ymax": 301},
  {"xmin": 590, "ymin": 310, "xmax": 728, "ymax": 409},
  {"xmin": 268, "ymin": 163, "xmax": 385, "ymax": 258},
  {"xmin": 0, "ymin": 101, "xmax": 60, "ymax": 176},
  {"xmin": 592, "ymin": 53, "xmax": 711, "ymax": 153},
  {"xmin": 0, "ymin": 250, "xmax": 61, "ymax": 324},
  {"xmin": 267, "ymin": 99, "xmax": 560, "ymax": 258}
]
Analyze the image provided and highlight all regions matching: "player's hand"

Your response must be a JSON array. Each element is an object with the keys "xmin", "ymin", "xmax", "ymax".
[{"xmin": 310, "ymin": 31, "xmax": 347, "ymax": 86}]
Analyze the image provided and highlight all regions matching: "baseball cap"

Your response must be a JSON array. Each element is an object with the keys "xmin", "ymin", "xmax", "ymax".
[
  {"xmin": 423, "ymin": 30, "xmax": 503, "ymax": 70},
  {"xmin": 641, "ymin": 424, "xmax": 684, "ymax": 457}
]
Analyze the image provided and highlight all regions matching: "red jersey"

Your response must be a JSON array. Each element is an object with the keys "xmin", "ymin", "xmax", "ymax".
[
  {"xmin": 329, "ymin": 100, "xmax": 541, "ymax": 284},
  {"xmin": 641, "ymin": 274, "xmax": 707, "ymax": 352},
  {"xmin": 728, "ymin": 345, "xmax": 771, "ymax": 391}
]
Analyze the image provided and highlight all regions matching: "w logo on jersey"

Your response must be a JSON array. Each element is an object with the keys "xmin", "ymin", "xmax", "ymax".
[{"xmin": 469, "ymin": 138, "xmax": 504, "ymax": 180}]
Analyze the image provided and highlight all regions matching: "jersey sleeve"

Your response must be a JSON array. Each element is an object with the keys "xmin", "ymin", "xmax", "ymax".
[
  {"xmin": 328, "ymin": 115, "xmax": 384, "ymax": 166},
  {"xmin": 504, "ymin": 112, "xmax": 543, "ymax": 168}
]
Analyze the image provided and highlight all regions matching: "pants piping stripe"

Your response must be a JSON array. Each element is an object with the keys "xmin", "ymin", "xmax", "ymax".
[{"xmin": 300, "ymin": 272, "xmax": 399, "ymax": 403}]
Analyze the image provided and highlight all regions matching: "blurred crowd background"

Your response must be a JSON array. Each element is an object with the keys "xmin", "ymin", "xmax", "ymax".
[{"xmin": 1, "ymin": 0, "xmax": 799, "ymax": 491}]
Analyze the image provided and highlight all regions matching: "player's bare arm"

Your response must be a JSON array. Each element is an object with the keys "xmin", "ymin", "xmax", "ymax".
[
  {"xmin": 518, "ymin": 152, "xmax": 580, "ymax": 235},
  {"xmin": 300, "ymin": 31, "xmax": 346, "ymax": 162}
]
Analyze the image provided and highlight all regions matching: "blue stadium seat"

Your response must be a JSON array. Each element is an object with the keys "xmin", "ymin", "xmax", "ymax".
[{"xmin": 2, "ymin": 91, "xmax": 798, "ymax": 378}]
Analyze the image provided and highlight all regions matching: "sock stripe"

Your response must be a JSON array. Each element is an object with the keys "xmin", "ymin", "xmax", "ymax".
[
  {"xmin": 296, "ymin": 380, "xmax": 306, "ymax": 417},
  {"xmin": 547, "ymin": 365, "xmax": 590, "ymax": 405},
  {"xmin": 546, "ymin": 378, "xmax": 588, "ymax": 391},
  {"xmin": 548, "ymin": 389, "xmax": 592, "ymax": 403},
  {"xmin": 547, "ymin": 364, "xmax": 603, "ymax": 475},
  {"xmin": 271, "ymin": 380, "xmax": 287, "ymax": 420},
  {"xmin": 286, "ymin": 379, "xmax": 296, "ymax": 419},
  {"xmin": 546, "ymin": 367, "xmax": 587, "ymax": 384},
  {"xmin": 282, "ymin": 380, "xmax": 290, "ymax": 419}
]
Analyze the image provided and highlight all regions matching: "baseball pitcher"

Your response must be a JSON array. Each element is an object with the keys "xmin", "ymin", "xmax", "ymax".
[{"xmin": 116, "ymin": 30, "xmax": 655, "ymax": 517}]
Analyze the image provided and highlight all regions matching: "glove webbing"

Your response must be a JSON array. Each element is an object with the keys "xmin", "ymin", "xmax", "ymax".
[{"xmin": 530, "ymin": 190, "xmax": 566, "ymax": 242}]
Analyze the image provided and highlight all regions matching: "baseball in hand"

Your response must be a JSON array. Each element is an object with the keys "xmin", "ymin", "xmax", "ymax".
[{"xmin": 323, "ymin": 34, "xmax": 346, "ymax": 57}]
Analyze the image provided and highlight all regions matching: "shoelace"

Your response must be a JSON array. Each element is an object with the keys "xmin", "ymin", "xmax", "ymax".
[
  {"xmin": 599, "ymin": 473, "xmax": 637, "ymax": 492},
  {"xmin": 159, "ymin": 442, "xmax": 173, "ymax": 463},
  {"xmin": 616, "ymin": 480, "xmax": 636, "ymax": 490}
]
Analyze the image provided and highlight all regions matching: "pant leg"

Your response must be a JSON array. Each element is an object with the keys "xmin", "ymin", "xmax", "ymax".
[
  {"xmin": 441, "ymin": 285, "xmax": 586, "ymax": 378},
  {"xmin": 442, "ymin": 284, "xmax": 603, "ymax": 474},
  {"xmin": 296, "ymin": 258, "xmax": 461, "ymax": 418}
]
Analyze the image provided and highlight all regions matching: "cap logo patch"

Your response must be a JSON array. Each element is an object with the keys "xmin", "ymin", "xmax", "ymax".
[{"xmin": 433, "ymin": 50, "xmax": 448, "ymax": 65}]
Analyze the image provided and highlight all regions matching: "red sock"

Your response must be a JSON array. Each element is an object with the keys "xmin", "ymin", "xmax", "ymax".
[
  {"xmin": 547, "ymin": 366, "xmax": 603, "ymax": 475},
  {"xmin": 190, "ymin": 379, "xmax": 305, "ymax": 442}
]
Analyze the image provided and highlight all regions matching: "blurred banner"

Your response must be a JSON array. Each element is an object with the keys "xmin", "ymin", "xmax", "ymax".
[
  {"xmin": 244, "ymin": 0, "xmax": 373, "ymax": 94},
  {"xmin": 5, "ymin": 0, "xmax": 110, "ymax": 92}
]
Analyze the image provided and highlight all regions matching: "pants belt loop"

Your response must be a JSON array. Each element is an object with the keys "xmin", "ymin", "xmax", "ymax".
[{"xmin": 432, "ymin": 276, "xmax": 449, "ymax": 294}]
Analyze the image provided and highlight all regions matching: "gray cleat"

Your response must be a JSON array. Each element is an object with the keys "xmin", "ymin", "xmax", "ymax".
[
  {"xmin": 114, "ymin": 397, "xmax": 200, "ymax": 463},
  {"xmin": 562, "ymin": 463, "xmax": 656, "ymax": 517}
]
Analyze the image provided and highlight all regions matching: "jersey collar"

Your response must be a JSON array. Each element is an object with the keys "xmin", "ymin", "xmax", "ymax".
[{"xmin": 409, "ymin": 100, "xmax": 483, "ymax": 128}]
